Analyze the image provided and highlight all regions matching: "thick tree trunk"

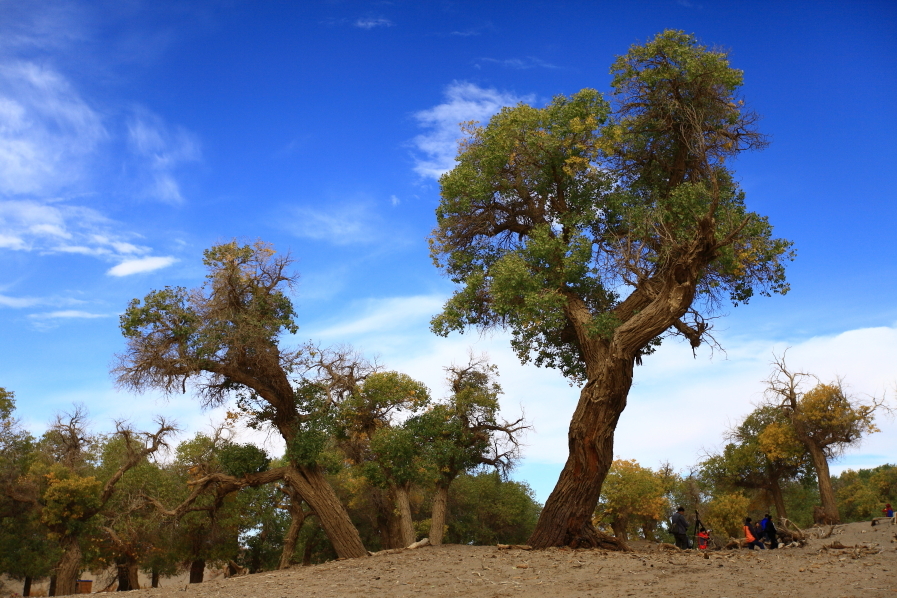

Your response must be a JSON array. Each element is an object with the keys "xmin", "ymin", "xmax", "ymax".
[
  {"xmin": 285, "ymin": 464, "xmax": 368, "ymax": 558},
  {"xmin": 429, "ymin": 484, "xmax": 449, "ymax": 545},
  {"xmin": 393, "ymin": 485, "xmax": 416, "ymax": 547},
  {"xmin": 278, "ymin": 500, "xmax": 307, "ymax": 569},
  {"xmin": 49, "ymin": 576, "xmax": 56, "ymax": 597},
  {"xmin": 768, "ymin": 477, "xmax": 787, "ymax": 520},
  {"xmin": 23, "ymin": 576, "xmax": 32, "ymax": 597},
  {"xmin": 189, "ymin": 559, "xmax": 205, "ymax": 584},
  {"xmin": 116, "ymin": 558, "xmax": 140, "ymax": 591},
  {"xmin": 806, "ymin": 442, "xmax": 840, "ymax": 523},
  {"xmin": 54, "ymin": 536, "xmax": 82, "ymax": 596},
  {"xmin": 151, "ymin": 569, "xmax": 160, "ymax": 588},
  {"xmin": 610, "ymin": 517, "xmax": 628, "ymax": 542},
  {"xmin": 371, "ymin": 487, "xmax": 400, "ymax": 549},
  {"xmin": 527, "ymin": 360, "xmax": 633, "ymax": 550}
]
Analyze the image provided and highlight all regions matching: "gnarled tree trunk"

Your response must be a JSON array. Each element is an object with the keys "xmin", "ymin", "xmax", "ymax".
[
  {"xmin": 806, "ymin": 442, "xmax": 840, "ymax": 523},
  {"xmin": 116, "ymin": 557, "xmax": 139, "ymax": 591},
  {"xmin": 393, "ymin": 485, "xmax": 416, "ymax": 547},
  {"xmin": 528, "ymin": 358, "xmax": 633, "ymax": 549},
  {"xmin": 54, "ymin": 536, "xmax": 82, "ymax": 596},
  {"xmin": 429, "ymin": 484, "xmax": 449, "ymax": 545},
  {"xmin": 285, "ymin": 464, "xmax": 368, "ymax": 558}
]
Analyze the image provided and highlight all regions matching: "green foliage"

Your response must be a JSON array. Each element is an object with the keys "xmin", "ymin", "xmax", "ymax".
[
  {"xmin": 443, "ymin": 472, "xmax": 541, "ymax": 545},
  {"xmin": 219, "ymin": 443, "xmax": 270, "ymax": 478},
  {"xmin": 430, "ymin": 31, "xmax": 792, "ymax": 384},
  {"xmin": 833, "ymin": 464, "xmax": 897, "ymax": 522}
]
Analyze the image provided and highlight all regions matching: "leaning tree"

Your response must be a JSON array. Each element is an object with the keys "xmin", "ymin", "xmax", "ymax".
[
  {"xmin": 115, "ymin": 241, "xmax": 368, "ymax": 558},
  {"xmin": 429, "ymin": 30, "xmax": 793, "ymax": 548}
]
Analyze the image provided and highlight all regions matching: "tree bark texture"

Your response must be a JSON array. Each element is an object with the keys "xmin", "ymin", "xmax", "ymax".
[
  {"xmin": 116, "ymin": 559, "xmax": 139, "ymax": 591},
  {"xmin": 278, "ymin": 499, "xmax": 307, "ymax": 569},
  {"xmin": 527, "ymin": 363, "xmax": 633, "ymax": 550},
  {"xmin": 429, "ymin": 484, "xmax": 449, "ymax": 546},
  {"xmin": 768, "ymin": 477, "xmax": 787, "ymax": 521},
  {"xmin": 54, "ymin": 536, "xmax": 82, "ymax": 596},
  {"xmin": 23, "ymin": 576, "xmax": 32, "ymax": 597},
  {"xmin": 151, "ymin": 569, "xmax": 160, "ymax": 589},
  {"xmin": 189, "ymin": 559, "xmax": 205, "ymax": 584},
  {"xmin": 611, "ymin": 517, "xmax": 629, "ymax": 542},
  {"xmin": 48, "ymin": 575, "xmax": 56, "ymax": 597},
  {"xmin": 806, "ymin": 442, "xmax": 840, "ymax": 524},
  {"xmin": 285, "ymin": 464, "xmax": 368, "ymax": 558},
  {"xmin": 393, "ymin": 485, "xmax": 416, "ymax": 548}
]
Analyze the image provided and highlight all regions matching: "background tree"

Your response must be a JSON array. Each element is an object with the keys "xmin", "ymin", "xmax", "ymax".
[
  {"xmin": 429, "ymin": 30, "xmax": 792, "ymax": 548},
  {"xmin": 763, "ymin": 356, "xmax": 884, "ymax": 523},
  {"xmin": 594, "ymin": 459, "xmax": 668, "ymax": 542},
  {"xmin": 0, "ymin": 388, "xmax": 54, "ymax": 597},
  {"xmin": 442, "ymin": 472, "xmax": 541, "ymax": 546},
  {"xmin": 336, "ymin": 370, "xmax": 431, "ymax": 548},
  {"xmin": 701, "ymin": 404, "xmax": 808, "ymax": 519},
  {"xmin": 408, "ymin": 356, "xmax": 527, "ymax": 545},
  {"xmin": 6, "ymin": 408, "xmax": 173, "ymax": 595},
  {"xmin": 833, "ymin": 464, "xmax": 897, "ymax": 522},
  {"xmin": 115, "ymin": 241, "xmax": 368, "ymax": 558}
]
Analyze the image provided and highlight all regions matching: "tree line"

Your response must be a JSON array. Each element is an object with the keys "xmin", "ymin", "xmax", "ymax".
[{"xmin": 0, "ymin": 354, "xmax": 539, "ymax": 595}]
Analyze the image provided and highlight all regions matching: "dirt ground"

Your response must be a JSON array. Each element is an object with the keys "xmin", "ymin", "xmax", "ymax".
[{"xmin": 7, "ymin": 521, "xmax": 897, "ymax": 598}]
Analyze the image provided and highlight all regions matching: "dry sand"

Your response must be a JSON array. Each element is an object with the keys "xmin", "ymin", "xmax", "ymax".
[{"xmin": 8, "ymin": 521, "xmax": 897, "ymax": 598}]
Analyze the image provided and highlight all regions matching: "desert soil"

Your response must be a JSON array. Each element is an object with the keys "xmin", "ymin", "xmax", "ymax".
[{"xmin": 11, "ymin": 521, "xmax": 897, "ymax": 598}]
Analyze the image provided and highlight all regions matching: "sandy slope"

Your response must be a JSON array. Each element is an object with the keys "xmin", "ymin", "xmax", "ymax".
[{"xmin": 8, "ymin": 521, "xmax": 897, "ymax": 598}]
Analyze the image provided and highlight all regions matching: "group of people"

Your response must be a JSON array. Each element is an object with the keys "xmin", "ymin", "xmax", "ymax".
[
  {"xmin": 743, "ymin": 514, "xmax": 778, "ymax": 549},
  {"xmin": 669, "ymin": 507, "xmax": 780, "ymax": 550}
]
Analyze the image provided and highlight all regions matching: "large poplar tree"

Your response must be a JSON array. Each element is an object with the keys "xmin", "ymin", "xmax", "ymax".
[
  {"xmin": 429, "ymin": 30, "xmax": 793, "ymax": 548},
  {"xmin": 115, "ymin": 241, "xmax": 368, "ymax": 558}
]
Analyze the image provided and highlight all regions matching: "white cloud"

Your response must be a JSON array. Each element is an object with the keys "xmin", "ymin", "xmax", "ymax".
[
  {"xmin": 412, "ymin": 82, "xmax": 533, "ymax": 179},
  {"xmin": 0, "ymin": 61, "xmax": 106, "ymax": 196},
  {"xmin": 127, "ymin": 108, "xmax": 201, "ymax": 203},
  {"xmin": 107, "ymin": 256, "xmax": 177, "ymax": 277},
  {"xmin": 29, "ymin": 310, "xmax": 109, "ymax": 319},
  {"xmin": 0, "ymin": 292, "xmax": 85, "ymax": 309},
  {"xmin": 0, "ymin": 199, "xmax": 154, "ymax": 259},
  {"xmin": 354, "ymin": 17, "xmax": 393, "ymax": 29},
  {"xmin": 285, "ymin": 201, "xmax": 383, "ymax": 245}
]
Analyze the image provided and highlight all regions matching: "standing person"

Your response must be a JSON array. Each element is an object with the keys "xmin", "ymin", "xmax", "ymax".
[
  {"xmin": 743, "ymin": 517, "xmax": 766, "ymax": 550},
  {"xmin": 671, "ymin": 507, "xmax": 690, "ymax": 549},
  {"xmin": 884, "ymin": 503, "xmax": 894, "ymax": 518},
  {"xmin": 761, "ymin": 513, "xmax": 778, "ymax": 549}
]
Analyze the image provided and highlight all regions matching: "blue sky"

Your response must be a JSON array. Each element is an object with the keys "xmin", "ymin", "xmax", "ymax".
[{"xmin": 1, "ymin": 0, "xmax": 895, "ymax": 503}]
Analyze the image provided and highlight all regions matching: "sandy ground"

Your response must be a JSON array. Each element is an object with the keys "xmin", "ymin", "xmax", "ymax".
[{"xmin": 7, "ymin": 521, "xmax": 897, "ymax": 598}]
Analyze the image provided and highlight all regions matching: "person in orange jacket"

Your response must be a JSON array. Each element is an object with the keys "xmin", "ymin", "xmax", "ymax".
[{"xmin": 744, "ymin": 517, "xmax": 766, "ymax": 550}]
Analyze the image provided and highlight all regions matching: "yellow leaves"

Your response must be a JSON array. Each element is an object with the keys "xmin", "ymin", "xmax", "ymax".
[{"xmin": 758, "ymin": 421, "xmax": 802, "ymax": 461}]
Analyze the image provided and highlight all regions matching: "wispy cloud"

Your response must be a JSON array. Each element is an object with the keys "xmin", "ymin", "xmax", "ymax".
[
  {"xmin": 127, "ymin": 108, "xmax": 201, "ymax": 204},
  {"xmin": 0, "ymin": 61, "xmax": 106, "ymax": 196},
  {"xmin": 107, "ymin": 256, "xmax": 177, "ymax": 277},
  {"xmin": 354, "ymin": 17, "xmax": 393, "ymax": 30},
  {"xmin": 411, "ymin": 82, "xmax": 533, "ymax": 179},
  {"xmin": 285, "ymin": 201, "xmax": 383, "ymax": 246},
  {"xmin": 0, "ymin": 292, "xmax": 85, "ymax": 309},
  {"xmin": 477, "ymin": 57, "xmax": 559, "ymax": 70},
  {"xmin": 29, "ymin": 310, "xmax": 109, "ymax": 319}
]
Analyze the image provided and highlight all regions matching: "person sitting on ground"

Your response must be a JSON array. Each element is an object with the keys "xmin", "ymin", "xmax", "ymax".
[
  {"xmin": 884, "ymin": 503, "xmax": 894, "ymax": 518},
  {"xmin": 671, "ymin": 507, "xmax": 690, "ymax": 549},
  {"xmin": 744, "ymin": 517, "xmax": 766, "ymax": 550}
]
